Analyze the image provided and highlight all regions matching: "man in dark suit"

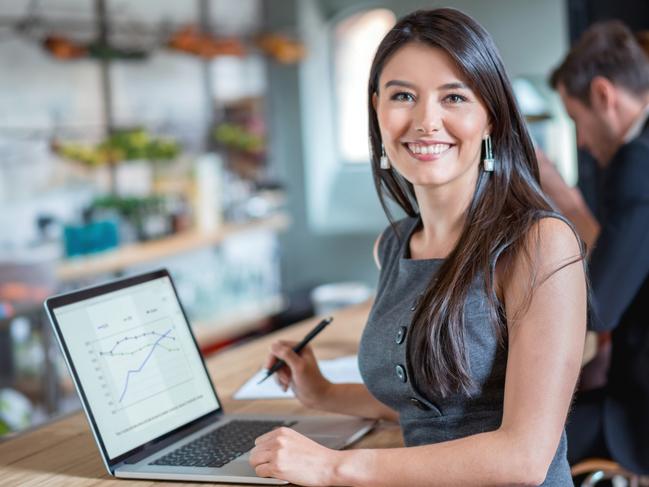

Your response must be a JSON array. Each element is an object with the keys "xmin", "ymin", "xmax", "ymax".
[{"xmin": 543, "ymin": 20, "xmax": 649, "ymax": 475}]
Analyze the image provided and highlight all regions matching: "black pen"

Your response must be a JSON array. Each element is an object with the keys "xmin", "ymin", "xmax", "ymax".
[{"xmin": 257, "ymin": 316, "xmax": 334, "ymax": 385}]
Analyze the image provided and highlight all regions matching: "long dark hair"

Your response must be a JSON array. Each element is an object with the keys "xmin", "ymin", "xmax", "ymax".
[{"xmin": 368, "ymin": 8, "xmax": 583, "ymax": 398}]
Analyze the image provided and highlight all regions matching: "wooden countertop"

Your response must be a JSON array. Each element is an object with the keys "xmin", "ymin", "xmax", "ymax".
[
  {"xmin": 0, "ymin": 300, "xmax": 597, "ymax": 486},
  {"xmin": 0, "ymin": 301, "xmax": 401, "ymax": 486}
]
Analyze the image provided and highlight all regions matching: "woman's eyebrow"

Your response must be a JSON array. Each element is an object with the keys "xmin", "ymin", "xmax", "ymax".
[
  {"xmin": 384, "ymin": 80, "xmax": 417, "ymax": 90},
  {"xmin": 438, "ymin": 82, "xmax": 469, "ymax": 90},
  {"xmin": 383, "ymin": 80, "xmax": 469, "ymax": 90}
]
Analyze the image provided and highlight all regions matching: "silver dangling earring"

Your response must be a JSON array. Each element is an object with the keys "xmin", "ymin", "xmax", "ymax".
[
  {"xmin": 380, "ymin": 144, "xmax": 391, "ymax": 170},
  {"xmin": 483, "ymin": 135, "xmax": 494, "ymax": 172}
]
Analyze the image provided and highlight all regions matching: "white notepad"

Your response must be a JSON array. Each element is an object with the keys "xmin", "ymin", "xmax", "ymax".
[{"xmin": 233, "ymin": 355, "xmax": 363, "ymax": 400}]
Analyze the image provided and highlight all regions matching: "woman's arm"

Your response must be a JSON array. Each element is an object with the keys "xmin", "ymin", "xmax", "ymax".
[
  {"xmin": 266, "ymin": 341, "xmax": 398, "ymax": 422},
  {"xmin": 316, "ymin": 383, "xmax": 399, "ymax": 421},
  {"xmin": 250, "ymin": 218, "xmax": 587, "ymax": 486}
]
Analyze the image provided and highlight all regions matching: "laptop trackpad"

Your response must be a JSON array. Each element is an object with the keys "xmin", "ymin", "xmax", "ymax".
[
  {"xmin": 293, "ymin": 419, "xmax": 362, "ymax": 437},
  {"xmin": 292, "ymin": 418, "xmax": 372, "ymax": 449},
  {"xmin": 227, "ymin": 459, "xmax": 262, "ymax": 475}
]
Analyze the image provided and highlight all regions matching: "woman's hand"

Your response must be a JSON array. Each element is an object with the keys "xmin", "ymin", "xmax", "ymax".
[
  {"xmin": 265, "ymin": 340, "xmax": 331, "ymax": 408},
  {"xmin": 249, "ymin": 427, "xmax": 341, "ymax": 486}
]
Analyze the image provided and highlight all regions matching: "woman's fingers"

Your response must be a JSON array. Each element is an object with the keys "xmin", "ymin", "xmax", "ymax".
[
  {"xmin": 270, "ymin": 342, "xmax": 304, "ymax": 372},
  {"xmin": 253, "ymin": 462, "xmax": 275, "ymax": 479},
  {"xmin": 254, "ymin": 426, "xmax": 287, "ymax": 445},
  {"xmin": 276, "ymin": 370, "xmax": 290, "ymax": 391},
  {"xmin": 249, "ymin": 445, "xmax": 270, "ymax": 465},
  {"xmin": 264, "ymin": 355, "xmax": 275, "ymax": 370},
  {"xmin": 262, "ymin": 340, "xmax": 326, "ymax": 399},
  {"xmin": 297, "ymin": 343, "xmax": 316, "ymax": 361},
  {"xmin": 273, "ymin": 371, "xmax": 290, "ymax": 391},
  {"xmin": 249, "ymin": 428, "xmax": 331, "ymax": 485},
  {"xmin": 249, "ymin": 445, "xmax": 279, "ymax": 479},
  {"xmin": 264, "ymin": 340, "xmax": 300, "ymax": 369}
]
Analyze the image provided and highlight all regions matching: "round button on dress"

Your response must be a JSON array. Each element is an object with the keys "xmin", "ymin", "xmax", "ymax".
[
  {"xmin": 396, "ymin": 326, "xmax": 407, "ymax": 344},
  {"xmin": 395, "ymin": 364, "xmax": 407, "ymax": 382}
]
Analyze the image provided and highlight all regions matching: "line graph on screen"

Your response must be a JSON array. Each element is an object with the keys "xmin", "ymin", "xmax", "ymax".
[{"xmin": 86, "ymin": 318, "xmax": 193, "ymax": 412}]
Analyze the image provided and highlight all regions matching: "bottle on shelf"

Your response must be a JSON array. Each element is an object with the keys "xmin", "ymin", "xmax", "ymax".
[{"xmin": 194, "ymin": 153, "xmax": 224, "ymax": 233}]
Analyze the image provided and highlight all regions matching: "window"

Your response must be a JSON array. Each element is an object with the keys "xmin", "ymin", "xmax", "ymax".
[
  {"xmin": 298, "ymin": 4, "xmax": 398, "ymax": 232},
  {"xmin": 333, "ymin": 9, "xmax": 395, "ymax": 163}
]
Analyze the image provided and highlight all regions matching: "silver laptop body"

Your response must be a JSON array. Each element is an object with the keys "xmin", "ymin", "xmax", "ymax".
[{"xmin": 45, "ymin": 269, "xmax": 374, "ymax": 485}]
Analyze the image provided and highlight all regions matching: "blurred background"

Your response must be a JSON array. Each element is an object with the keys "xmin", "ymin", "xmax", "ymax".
[{"xmin": 0, "ymin": 0, "xmax": 645, "ymax": 438}]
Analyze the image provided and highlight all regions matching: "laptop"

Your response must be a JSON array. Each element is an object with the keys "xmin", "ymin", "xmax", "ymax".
[{"xmin": 45, "ymin": 269, "xmax": 375, "ymax": 484}]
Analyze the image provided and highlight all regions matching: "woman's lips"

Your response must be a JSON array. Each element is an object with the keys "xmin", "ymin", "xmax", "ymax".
[{"xmin": 403, "ymin": 142, "xmax": 454, "ymax": 161}]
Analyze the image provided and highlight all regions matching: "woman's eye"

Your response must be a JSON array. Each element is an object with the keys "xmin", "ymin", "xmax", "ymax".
[
  {"xmin": 390, "ymin": 92, "xmax": 415, "ymax": 102},
  {"xmin": 445, "ymin": 93, "xmax": 467, "ymax": 104}
]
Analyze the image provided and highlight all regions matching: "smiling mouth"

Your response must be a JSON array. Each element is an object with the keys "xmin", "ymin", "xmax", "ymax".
[{"xmin": 403, "ymin": 142, "xmax": 454, "ymax": 160}]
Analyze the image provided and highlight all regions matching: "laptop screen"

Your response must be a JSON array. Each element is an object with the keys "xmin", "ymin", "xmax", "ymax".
[{"xmin": 52, "ymin": 275, "xmax": 220, "ymax": 460}]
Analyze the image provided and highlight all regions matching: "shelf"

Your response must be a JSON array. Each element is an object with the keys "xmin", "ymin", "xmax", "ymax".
[{"xmin": 55, "ymin": 213, "xmax": 290, "ymax": 282}]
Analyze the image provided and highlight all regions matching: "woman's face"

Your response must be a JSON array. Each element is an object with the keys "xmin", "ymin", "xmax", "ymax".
[{"xmin": 374, "ymin": 42, "xmax": 491, "ymax": 189}]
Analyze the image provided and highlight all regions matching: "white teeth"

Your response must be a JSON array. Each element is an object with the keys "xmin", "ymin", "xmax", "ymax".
[{"xmin": 407, "ymin": 143, "xmax": 451, "ymax": 155}]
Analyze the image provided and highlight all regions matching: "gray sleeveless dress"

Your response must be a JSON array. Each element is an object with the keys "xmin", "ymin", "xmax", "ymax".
[{"xmin": 358, "ymin": 216, "xmax": 572, "ymax": 485}]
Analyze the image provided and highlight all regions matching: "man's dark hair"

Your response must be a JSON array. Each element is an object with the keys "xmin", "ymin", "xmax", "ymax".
[{"xmin": 550, "ymin": 20, "xmax": 649, "ymax": 105}]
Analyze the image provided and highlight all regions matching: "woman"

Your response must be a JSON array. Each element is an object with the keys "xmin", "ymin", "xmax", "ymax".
[{"xmin": 250, "ymin": 8, "xmax": 587, "ymax": 486}]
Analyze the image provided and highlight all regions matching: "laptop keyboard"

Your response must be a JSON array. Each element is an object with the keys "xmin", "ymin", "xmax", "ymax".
[{"xmin": 150, "ymin": 419, "xmax": 293, "ymax": 468}]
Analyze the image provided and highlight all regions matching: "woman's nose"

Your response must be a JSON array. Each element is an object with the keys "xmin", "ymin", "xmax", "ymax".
[{"xmin": 414, "ymin": 99, "xmax": 442, "ymax": 134}]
